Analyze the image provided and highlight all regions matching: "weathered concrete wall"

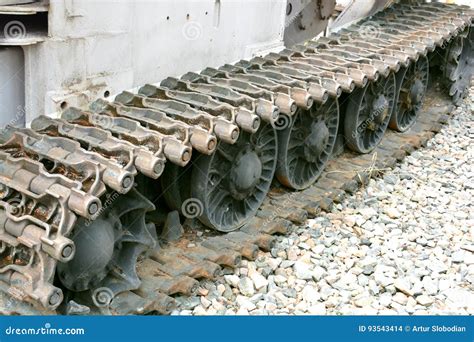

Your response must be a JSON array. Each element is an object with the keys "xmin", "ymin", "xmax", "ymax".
[{"xmin": 22, "ymin": 0, "xmax": 287, "ymax": 124}]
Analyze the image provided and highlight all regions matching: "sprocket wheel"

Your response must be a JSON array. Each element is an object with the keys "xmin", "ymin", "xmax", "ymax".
[
  {"xmin": 56, "ymin": 189, "xmax": 157, "ymax": 308},
  {"xmin": 442, "ymin": 26, "xmax": 474, "ymax": 104}
]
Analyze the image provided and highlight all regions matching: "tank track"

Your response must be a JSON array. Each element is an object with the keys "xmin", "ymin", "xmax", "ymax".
[{"xmin": 0, "ymin": 2, "xmax": 472, "ymax": 315}]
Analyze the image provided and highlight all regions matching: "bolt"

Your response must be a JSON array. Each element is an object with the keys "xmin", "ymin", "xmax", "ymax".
[
  {"xmin": 61, "ymin": 245, "xmax": 74, "ymax": 259},
  {"xmin": 121, "ymin": 176, "xmax": 133, "ymax": 189},
  {"xmin": 231, "ymin": 129, "xmax": 239, "ymax": 140},
  {"xmin": 48, "ymin": 291, "xmax": 62, "ymax": 307},
  {"xmin": 208, "ymin": 139, "xmax": 216, "ymax": 151},
  {"xmin": 154, "ymin": 161, "xmax": 165, "ymax": 176},
  {"xmin": 252, "ymin": 118, "xmax": 260, "ymax": 130},
  {"xmin": 88, "ymin": 202, "xmax": 99, "ymax": 216},
  {"xmin": 182, "ymin": 150, "xmax": 191, "ymax": 163}
]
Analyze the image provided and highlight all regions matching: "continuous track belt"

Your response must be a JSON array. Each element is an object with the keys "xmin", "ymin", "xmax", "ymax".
[{"xmin": 0, "ymin": 2, "xmax": 472, "ymax": 315}]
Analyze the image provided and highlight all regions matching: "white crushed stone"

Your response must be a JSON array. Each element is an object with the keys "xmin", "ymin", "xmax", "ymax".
[{"xmin": 173, "ymin": 88, "xmax": 474, "ymax": 316}]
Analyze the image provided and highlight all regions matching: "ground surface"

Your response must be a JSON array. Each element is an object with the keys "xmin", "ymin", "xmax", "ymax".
[{"xmin": 173, "ymin": 88, "xmax": 474, "ymax": 316}]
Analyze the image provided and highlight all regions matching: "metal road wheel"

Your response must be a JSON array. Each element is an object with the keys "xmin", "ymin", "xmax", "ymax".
[
  {"xmin": 189, "ymin": 124, "xmax": 277, "ymax": 232},
  {"xmin": 390, "ymin": 56, "xmax": 429, "ymax": 132},
  {"xmin": 275, "ymin": 98, "xmax": 339, "ymax": 190},
  {"xmin": 443, "ymin": 26, "xmax": 474, "ymax": 105},
  {"xmin": 57, "ymin": 189, "xmax": 157, "ymax": 307},
  {"xmin": 344, "ymin": 74, "xmax": 396, "ymax": 154}
]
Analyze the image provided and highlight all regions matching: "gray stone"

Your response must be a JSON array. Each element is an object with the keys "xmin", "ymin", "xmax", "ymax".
[
  {"xmin": 384, "ymin": 174, "xmax": 399, "ymax": 186},
  {"xmin": 384, "ymin": 207, "xmax": 401, "ymax": 219},
  {"xmin": 465, "ymin": 253, "xmax": 474, "ymax": 265},
  {"xmin": 375, "ymin": 273, "xmax": 394, "ymax": 287},
  {"xmin": 354, "ymin": 296, "xmax": 373, "ymax": 308},
  {"xmin": 362, "ymin": 265, "xmax": 375, "ymax": 275},
  {"xmin": 193, "ymin": 306, "xmax": 207, "ymax": 315},
  {"xmin": 283, "ymin": 288, "xmax": 297, "ymax": 299},
  {"xmin": 236, "ymin": 307, "xmax": 249, "ymax": 315},
  {"xmin": 416, "ymin": 237, "xmax": 428, "ymax": 247},
  {"xmin": 236, "ymin": 295, "xmax": 256, "ymax": 311},
  {"xmin": 200, "ymin": 297, "xmax": 211, "ymax": 309},
  {"xmin": 343, "ymin": 215, "xmax": 357, "ymax": 227},
  {"xmin": 359, "ymin": 208, "xmax": 378, "ymax": 220},
  {"xmin": 378, "ymin": 293, "xmax": 392, "ymax": 307},
  {"xmin": 176, "ymin": 296, "xmax": 201, "ymax": 310},
  {"xmin": 308, "ymin": 303, "xmax": 327, "ymax": 315},
  {"xmin": 280, "ymin": 260, "xmax": 295, "ymax": 269},
  {"xmin": 238, "ymin": 277, "xmax": 255, "ymax": 296},
  {"xmin": 267, "ymin": 258, "xmax": 282, "ymax": 270},
  {"xmin": 312, "ymin": 266, "xmax": 326, "ymax": 281},
  {"xmin": 451, "ymin": 250, "xmax": 465, "ymax": 263},
  {"xmin": 293, "ymin": 261, "xmax": 313, "ymax": 280},
  {"xmin": 416, "ymin": 295, "xmax": 434, "ymax": 307},
  {"xmin": 421, "ymin": 276, "xmax": 438, "ymax": 296},
  {"xmin": 273, "ymin": 275, "xmax": 287, "ymax": 285},
  {"xmin": 302, "ymin": 285, "xmax": 321, "ymax": 304},
  {"xmin": 224, "ymin": 275, "xmax": 240, "ymax": 288},
  {"xmin": 394, "ymin": 278, "xmax": 414, "ymax": 297},
  {"xmin": 217, "ymin": 284, "xmax": 226, "ymax": 296},
  {"xmin": 392, "ymin": 292, "xmax": 408, "ymax": 305},
  {"xmin": 249, "ymin": 293, "xmax": 264, "ymax": 303},
  {"xmin": 250, "ymin": 272, "xmax": 268, "ymax": 291},
  {"xmin": 66, "ymin": 300, "xmax": 90, "ymax": 315},
  {"xmin": 260, "ymin": 267, "xmax": 273, "ymax": 278}
]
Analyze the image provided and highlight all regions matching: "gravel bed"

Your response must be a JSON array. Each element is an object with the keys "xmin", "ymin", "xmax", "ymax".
[{"xmin": 173, "ymin": 89, "xmax": 474, "ymax": 316}]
